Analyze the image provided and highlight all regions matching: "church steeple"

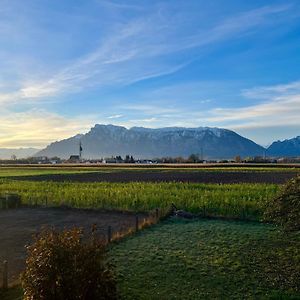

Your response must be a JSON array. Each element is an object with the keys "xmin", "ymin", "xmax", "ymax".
[{"xmin": 79, "ymin": 141, "xmax": 83, "ymax": 159}]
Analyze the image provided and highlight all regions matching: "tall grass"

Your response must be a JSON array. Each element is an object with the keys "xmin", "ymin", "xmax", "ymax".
[{"xmin": 0, "ymin": 179, "xmax": 279, "ymax": 221}]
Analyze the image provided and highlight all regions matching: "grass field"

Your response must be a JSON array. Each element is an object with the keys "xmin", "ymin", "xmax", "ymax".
[
  {"xmin": 0, "ymin": 166, "xmax": 298, "ymax": 299},
  {"xmin": 0, "ymin": 165, "xmax": 299, "ymax": 178},
  {"xmin": 0, "ymin": 180, "xmax": 279, "ymax": 221},
  {"xmin": 110, "ymin": 218, "xmax": 300, "ymax": 299}
]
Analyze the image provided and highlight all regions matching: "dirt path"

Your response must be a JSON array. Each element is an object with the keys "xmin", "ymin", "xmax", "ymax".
[
  {"xmin": 0, "ymin": 207, "xmax": 145, "ymax": 285},
  {"xmin": 10, "ymin": 171, "xmax": 298, "ymax": 184}
]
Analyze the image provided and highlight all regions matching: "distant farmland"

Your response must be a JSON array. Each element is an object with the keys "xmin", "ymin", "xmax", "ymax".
[
  {"xmin": 0, "ymin": 165, "xmax": 299, "ymax": 299},
  {"xmin": 0, "ymin": 164, "xmax": 298, "ymax": 184}
]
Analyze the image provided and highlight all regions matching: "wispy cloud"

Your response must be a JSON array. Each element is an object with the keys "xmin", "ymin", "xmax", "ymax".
[
  {"xmin": 107, "ymin": 114, "xmax": 123, "ymax": 119},
  {"xmin": 0, "ymin": 1, "xmax": 298, "ymax": 147},
  {"xmin": 241, "ymin": 80, "xmax": 300, "ymax": 99},
  {"xmin": 206, "ymin": 80, "xmax": 300, "ymax": 129},
  {"xmin": 98, "ymin": 0, "xmax": 143, "ymax": 11},
  {"xmin": 114, "ymin": 80, "xmax": 300, "ymax": 136},
  {"xmin": 120, "ymin": 104, "xmax": 179, "ymax": 115},
  {"xmin": 128, "ymin": 117, "xmax": 158, "ymax": 124},
  {"xmin": 0, "ymin": 3, "xmax": 294, "ymax": 105},
  {"xmin": 157, "ymin": 4, "xmax": 294, "ymax": 54},
  {"xmin": 3, "ymin": 79, "xmax": 299, "ymax": 147}
]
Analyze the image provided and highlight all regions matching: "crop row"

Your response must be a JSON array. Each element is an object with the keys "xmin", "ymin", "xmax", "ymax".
[{"xmin": 0, "ymin": 180, "xmax": 279, "ymax": 221}]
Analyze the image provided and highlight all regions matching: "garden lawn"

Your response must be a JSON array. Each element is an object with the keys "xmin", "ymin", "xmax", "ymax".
[{"xmin": 110, "ymin": 218, "xmax": 300, "ymax": 300}]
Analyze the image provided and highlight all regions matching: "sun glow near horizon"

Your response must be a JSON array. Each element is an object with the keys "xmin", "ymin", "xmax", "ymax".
[{"xmin": 0, "ymin": 0, "xmax": 299, "ymax": 148}]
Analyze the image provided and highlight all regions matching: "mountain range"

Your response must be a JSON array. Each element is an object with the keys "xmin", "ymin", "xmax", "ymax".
[
  {"xmin": 268, "ymin": 136, "xmax": 300, "ymax": 157},
  {"xmin": 35, "ymin": 124, "xmax": 266, "ymax": 159},
  {"xmin": 1, "ymin": 125, "xmax": 298, "ymax": 160}
]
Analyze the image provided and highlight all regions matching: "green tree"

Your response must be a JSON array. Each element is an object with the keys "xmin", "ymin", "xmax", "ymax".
[{"xmin": 187, "ymin": 154, "xmax": 199, "ymax": 163}]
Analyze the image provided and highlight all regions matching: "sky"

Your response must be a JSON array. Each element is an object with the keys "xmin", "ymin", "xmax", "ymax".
[{"xmin": 0, "ymin": 0, "xmax": 300, "ymax": 148}]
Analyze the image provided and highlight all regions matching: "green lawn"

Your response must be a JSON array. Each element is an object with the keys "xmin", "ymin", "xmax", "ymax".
[
  {"xmin": 110, "ymin": 218, "xmax": 300, "ymax": 299},
  {"xmin": 5, "ymin": 219, "xmax": 299, "ymax": 300},
  {"xmin": 0, "ymin": 287, "xmax": 23, "ymax": 300}
]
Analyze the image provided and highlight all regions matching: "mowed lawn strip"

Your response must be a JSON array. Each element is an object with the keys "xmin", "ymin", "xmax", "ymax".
[
  {"xmin": 0, "ymin": 180, "xmax": 279, "ymax": 221},
  {"xmin": 110, "ymin": 218, "xmax": 300, "ymax": 300}
]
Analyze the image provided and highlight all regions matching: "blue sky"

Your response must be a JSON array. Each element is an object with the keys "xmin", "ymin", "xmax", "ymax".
[{"xmin": 0, "ymin": 0, "xmax": 299, "ymax": 148}]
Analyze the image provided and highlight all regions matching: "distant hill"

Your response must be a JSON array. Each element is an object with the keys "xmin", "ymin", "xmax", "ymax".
[
  {"xmin": 0, "ymin": 148, "xmax": 40, "ymax": 159},
  {"xmin": 35, "ymin": 124, "xmax": 265, "ymax": 159},
  {"xmin": 268, "ymin": 136, "xmax": 300, "ymax": 157}
]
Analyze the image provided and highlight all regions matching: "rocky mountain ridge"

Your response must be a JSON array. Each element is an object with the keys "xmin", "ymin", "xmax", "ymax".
[
  {"xmin": 268, "ymin": 136, "xmax": 300, "ymax": 157},
  {"xmin": 35, "ymin": 124, "xmax": 266, "ymax": 159}
]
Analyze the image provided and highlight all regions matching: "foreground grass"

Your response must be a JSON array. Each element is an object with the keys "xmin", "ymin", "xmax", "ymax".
[
  {"xmin": 0, "ymin": 287, "xmax": 23, "ymax": 300},
  {"xmin": 3, "ymin": 219, "xmax": 299, "ymax": 300},
  {"xmin": 0, "ymin": 180, "xmax": 279, "ymax": 220},
  {"xmin": 110, "ymin": 218, "xmax": 300, "ymax": 299}
]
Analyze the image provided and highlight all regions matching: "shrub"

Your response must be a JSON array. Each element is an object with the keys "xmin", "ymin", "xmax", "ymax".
[
  {"xmin": 264, "ymin": 176, "xmax": 300, "ymax": 232},
  {"xmin": 21, "ymin": 227, "xmax": 117, "ymax": 300}
]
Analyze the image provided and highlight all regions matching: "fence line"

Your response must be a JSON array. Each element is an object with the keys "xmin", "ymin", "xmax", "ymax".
[
  {"xmin": 2, "ymin": 260, "xmax": 8, "ymax": 290},
  {"xmin": 106, "ymin": 207, "xmax": 165, "ymax": 245},
  {"xmin": 0, "ymin": 206, "xmax": 166, "ymax": 288}
]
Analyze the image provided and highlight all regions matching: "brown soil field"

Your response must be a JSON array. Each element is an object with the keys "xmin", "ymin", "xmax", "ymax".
[
  {"xmin": 0, "ymin": 207, "xmax": 146, "ymax": 286},
  {"xmin": 11, "ymin": 170, "xmax": 299, "ymax": 184},
  {"xmin": 2, "ymin": 163, "xmax": 300, "ymax": 168}
]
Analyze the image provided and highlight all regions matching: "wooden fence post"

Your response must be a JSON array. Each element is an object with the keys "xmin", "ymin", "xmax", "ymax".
[
  {"xmin": 5, "ymin": 195, "xmax": 8, "ymax": 209},
  {"xmin": 3, "ymin": 260, "xmax": 8, "ymax": 289},
  {"xmin": 242, "ymin": 208, "xmax": 246, "ymax": 220},
  {"xmin": 107, "ymin": 226, "xmax": 112, "ymax": 243},
  {"xmin": 135, "ymin": 215, "xmax": 139, "ymax": 232}
]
